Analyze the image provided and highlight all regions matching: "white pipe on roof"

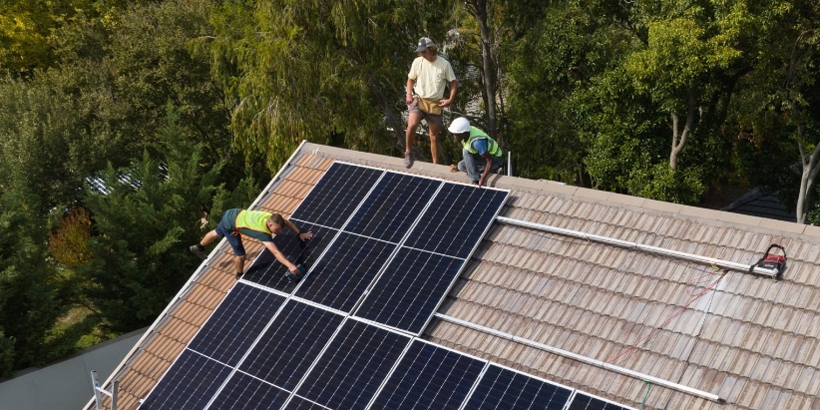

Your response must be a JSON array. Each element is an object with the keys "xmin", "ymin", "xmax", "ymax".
[
  {"xmin": 495, "ymin": 216, "xmax": 780, "ymax": 278},
  {"xmin": 434, "ymin": 313, "xmax": 725, "ymax": 404}
]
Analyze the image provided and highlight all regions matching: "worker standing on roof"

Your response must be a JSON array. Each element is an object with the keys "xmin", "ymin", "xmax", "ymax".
[
  {"xmin": 404, "ymin": 37, "xmax": 458, "ymax": 168},
  {"xmin": 189, "ymin": 209, "xmax": 313, "ymax": 279},
  {"xmin": 448, "ymin": 117, "xmax": 503, "ymax": 188}
]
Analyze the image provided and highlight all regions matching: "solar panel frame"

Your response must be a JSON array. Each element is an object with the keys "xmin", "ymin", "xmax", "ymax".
[
  {"xmin": 207, "ymin": 371, "xmax": 291, "ymax": 410},
  {"xmin": 367, "ymin": 339, "xmax": 487, "ymax": 410},
  {"xmin": 566, "ymin": 392, "xmax": 636, "ymax": 410},
  {"xmin": 241, "ymin": 222, "xmax": 339, "ymax": 292},
  {"xmin": 293, "ymin": 232, "xmax": 397, "ymax": 312},
  {"xmin": 460, "ymin": 364, "xmax": 574, "ymax": 410},
  {"xmin": 139, "ymin": 349, "xmax": 233, "ymax": 410},
  {"xmin": 402, "ymin": 182, "xmax": 509, "ymax": 259},
  {"xmin": 187, "ymin": 283, "xmax": 286, "ymax": 367},
  {"xmin": 344, "ymin": 172, "xmax": 442, "ymax": 242},
  {"xmin": 288, "ymin": 163, "xmax": 384, "ymax": 229},
  {"xmin": 238, "ymin": 300, "xmax": 345, "ymax": 391},
  {"xmin": 353, "ymin": 248, "xmax": 465, "ymax": 334},
  {"xmin": 295, "ymin": 319, "xmax": 412, "ymax": 410}
]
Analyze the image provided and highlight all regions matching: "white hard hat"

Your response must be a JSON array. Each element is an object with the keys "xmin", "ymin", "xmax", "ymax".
[{"xmin": 448, "ymin": 117, "xmax": 471, "ymax": 134}]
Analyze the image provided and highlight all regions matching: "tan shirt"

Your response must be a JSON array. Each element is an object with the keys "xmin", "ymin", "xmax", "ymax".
[{"xmin": 408, "ymin": 56, "xmax": 456, "ymax": 100}]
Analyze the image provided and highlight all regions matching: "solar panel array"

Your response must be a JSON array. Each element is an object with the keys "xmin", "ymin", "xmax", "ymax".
[{"xmin": 139, "ymin": 162, "xmax": 633, "ymax": 410}]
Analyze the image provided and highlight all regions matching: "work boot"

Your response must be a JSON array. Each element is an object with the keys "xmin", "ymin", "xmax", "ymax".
[
  {"xmin": 404, "ymin": 152, "xmax": 414, "ymax": 168},
  {"xmin": 189, "ymin": 244, "xmax": 207, "ymax": 260}
]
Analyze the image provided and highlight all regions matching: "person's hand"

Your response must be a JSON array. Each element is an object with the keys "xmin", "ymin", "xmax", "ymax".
[
  {"xmin": 439, "ymin": 98, "xmax": 452, "ymax": 107},
  {"xmin": 288, "ymin": 264, "xmax": 301, "ymax": 274},
  {"xmin": 298, "ymin": 231, "xmax": 313, "ymax": 241},
  {"xmin": 406, "ymin": 94, "xmax": 414, "ymax": 105},
  {"xmin": 449, "ymin": 164, "xmax": 458, "ymax": 173},
  {"xmin": 477, "ymin": 176, "xmax": 484, "ymax": 188}
]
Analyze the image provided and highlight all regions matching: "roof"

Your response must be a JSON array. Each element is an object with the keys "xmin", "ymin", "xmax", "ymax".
[
  {"xmin": 722, "ymin": 188, "xmax": 797, "ymax": 223},
  {"xmin": 87, "ymin": 142, "xmax": 820, "ymax": 410}
]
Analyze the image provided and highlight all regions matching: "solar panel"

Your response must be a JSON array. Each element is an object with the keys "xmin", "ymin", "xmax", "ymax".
[
  {"xmin": 403, "ymin": 183, "xmax": 508, "ymax": 258},
  {"xmin": 282, "ymin": 396, "xmax": 330, "ymax": 410},
  {"xmin": 238, "ymin": 301, "xmax": 343, "ymax": 390},
  {"xmin": 139, "ymin": 350, "xmax": 232, "ymax": 410},
  {"xmin": 463, "ymin": 365, "xmax": 572, "ymax": 410},
  {"xmin": 242, "ymin": 223, "xmax": 337, "ymax": 291},
  {"xmin": 208, "ymin": 372, "xmax": 290, "ymax": 410},
  {"xmin": 289, "ymin": 163, "xmax": 382, "ymax": 228},
  {"xmin": 137, "ymin": 162, "xmax": 642, "ymax": 410},
  {"xmin": 187, "ymin": 283, "xmax": 285, "ymax": 366},
  {"xmin": 294, "ymin": 233, "xmax": 396, "ymax": 312},
  {"xmin": 370, "ymin": 340, "xmax": 485, "ymax": 410},
  {"xmin": 354, "ymin": 248, "xmax": 464, "ymax": 334},
  {"xmin": 344, "ymin": 172, "xmax": 440, "ymax": 242},
  {"xmin": 296, "ymin": 320, "xmax": 411, "ymax": 410},
  {"xmin": 567, "ymin": 393, "xmax": 633, "ymax": 410}
]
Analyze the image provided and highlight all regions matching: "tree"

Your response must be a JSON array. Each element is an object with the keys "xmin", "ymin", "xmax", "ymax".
[
  {"xmin": 208, "ymin": 0, "xmax": 452, "ymax": 170},
  {"xmin": 727, "ymin": 0, "xmax": 820, "ymax": 223},
  {"xmin": 76, "ymin": 111, "xmax": 233, "ymax": 332},
  {"xmin": 0, "ymin": 177, "xmax": 68, "ymax": 377}
]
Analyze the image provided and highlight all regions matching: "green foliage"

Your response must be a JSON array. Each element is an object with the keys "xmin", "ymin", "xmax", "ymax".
[
  {"xmin": 0, "ymin": 178, "xmax": 68, "ymax": 377},
  {"xmin": 627, "ymin": 163, "xmax": 706, "ymax": 204},
  {"xmin": 208, "ymin": 0, "xmax": 451, "ymax": 170},
  {"xmin": 77, "ymin": 111, "xmax": 230, "ymax": 333}
]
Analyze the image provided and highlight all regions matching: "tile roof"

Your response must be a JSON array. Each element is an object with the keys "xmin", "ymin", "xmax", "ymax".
[{"xmin": 87, "ymin": 142, "xmax": 820, "ymax": 410}]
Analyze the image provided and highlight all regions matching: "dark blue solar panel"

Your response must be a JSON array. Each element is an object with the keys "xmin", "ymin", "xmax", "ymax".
[
  {"xmin": 404, "ymin": 183, "xmax": 508, "ymax": 258},
  {"xmin": 209, "ymin": 372, "xmax": 290, "ymax": 410},
  {"xmin": 294, "ymin": 233, "xmax": 396, "ymax": 312},
  {"xmin": 371, "ymin": 340, "xmax": 484, "ymax": 410},
  {"xmin": 282, "ymin": 396, "xmax": 329, "ymax": 410},
  {"xmin": 297, "ymin": 321, "xmax": 410, "ymax": 410},
  {"xmin": 242, "ymin": 223, "xmax": 337, "ymax": 291},
  {"xmin": 188, "ymin": 283, "xmax": 285, "ymax": 366},
  {"xmin": 139, "ymin": 350, "xmax": 232, "ymax": 410},
  {"xmin": 290, "ymin": 163, "xmax": 383, "ymax": 228},
  {"xmin": 355, "ymin": 248, "xmax": 463, "ymax": 333},
  {"xmin": 463, "ymin": 365, "xmax": 572, "ymax": 410},
  {"xmin": 567, "ymin": 393, "xmax": 632, "ymax": 410},
  {"xmin": 239, "ymin": 301, "xmax": 343, "ymax": 390},
  {"xmin": 345, "ymin": 172, "xmax": 441, "ymax": 242}
]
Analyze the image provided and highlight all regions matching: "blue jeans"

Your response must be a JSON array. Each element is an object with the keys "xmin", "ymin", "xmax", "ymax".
[{"xmin": 458, "ymin": 150, "xmax": 503, "ymax": 183}]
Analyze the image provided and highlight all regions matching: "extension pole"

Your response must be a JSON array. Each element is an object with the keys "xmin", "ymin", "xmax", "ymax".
[{"xmin": 495, "ymin": 216, "xmax": 779, "ymax": 278}]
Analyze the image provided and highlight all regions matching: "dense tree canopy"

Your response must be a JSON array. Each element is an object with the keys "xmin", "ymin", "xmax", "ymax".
[{"xmin": 2, "ymin": 0, "xmax": 820, "ymax": 375}]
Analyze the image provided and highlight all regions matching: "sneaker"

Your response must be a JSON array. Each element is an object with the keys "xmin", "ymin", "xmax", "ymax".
[
  {"xmin": 404, "ymin": 152, "xmax": 414, "ymax": 168},
  {"xmin": 189, "ymin": 244, "xmax": 207, "ymax": 260}
]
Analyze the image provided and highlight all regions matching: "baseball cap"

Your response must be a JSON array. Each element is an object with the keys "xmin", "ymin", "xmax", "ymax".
[{"xmin": 415, "ymin": 37, "xmax": 436, "ymax": 52}]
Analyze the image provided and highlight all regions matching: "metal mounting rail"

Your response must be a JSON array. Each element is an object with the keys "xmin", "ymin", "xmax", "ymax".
[
  {"xmin": 495, "ymin": 216, "xmax": 780, "ymax": 278},
  {"xmin": 434, "ymin": 313, "xmax": 725, "ymax": 403}
]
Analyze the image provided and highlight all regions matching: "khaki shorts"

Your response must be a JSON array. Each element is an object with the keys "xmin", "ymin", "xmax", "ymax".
[{"xmin": 409, "ymin": 97, "xmax": 443, "ymax": 126}]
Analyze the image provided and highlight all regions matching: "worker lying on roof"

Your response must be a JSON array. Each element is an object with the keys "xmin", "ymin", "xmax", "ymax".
[
  {"xmin": 190, "ymin": 208, "xmax": 313, "ymax": 279},
  {"xmin": 448, "ymin": 117, "xmax": 503, "ymax": 188}
]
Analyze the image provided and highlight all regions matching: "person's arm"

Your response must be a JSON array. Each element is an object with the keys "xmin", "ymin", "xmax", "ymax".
[
  {"xmin": 263, "ymin": 241, "xmax": 300, "ymax": 274},
  {"xmin": 406, "ymin": 78, "xmax": 415, "ymax": 104},
  {"xmin": 283, "ymin": 218, "xmax": 313, "ymax": 241},
  {"xmin": 478, "ymin": 153, "xmax": 493, "ymax": 188},
  {"xmin": 440, "ymin": 80, "xmax": 457, "ymax": 107}
]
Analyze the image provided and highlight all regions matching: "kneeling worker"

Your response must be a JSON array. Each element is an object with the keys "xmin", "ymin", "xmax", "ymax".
[
  {"xmin": 448, "ymin": 117, "xmax": 503, "ymax": 188},
  {"xmin": 190, "ymin": 208, "xmax": 313, "ymax": 279}
]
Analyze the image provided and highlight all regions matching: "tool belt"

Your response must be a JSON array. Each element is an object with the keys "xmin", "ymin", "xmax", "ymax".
[{"xmin": 415, "ymin": 96, "xmax": 442, "ymax": 116}]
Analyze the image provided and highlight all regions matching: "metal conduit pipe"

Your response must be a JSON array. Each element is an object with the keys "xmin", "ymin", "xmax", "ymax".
[
  {"xmin": 495, "ymin": 216, "xmax": 779, "ymax": 278},
  {"xmin": 434, "ymin": 313, "xmax": 725, "ymax": 404}
]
